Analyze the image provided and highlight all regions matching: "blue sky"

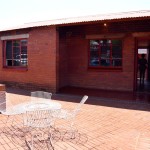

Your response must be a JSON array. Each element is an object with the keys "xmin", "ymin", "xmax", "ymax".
[{"xmin": 0, "ymin": 0, "xmax": 150, "ymax": 28}]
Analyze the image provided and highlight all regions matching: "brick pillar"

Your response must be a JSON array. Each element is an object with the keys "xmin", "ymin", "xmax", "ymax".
[{"xmin": 0, "ymin": 84, "xmax": 6, "ymax": 113}]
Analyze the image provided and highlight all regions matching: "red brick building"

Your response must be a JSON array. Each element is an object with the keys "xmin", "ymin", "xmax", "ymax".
[{"xmin": 0, "ymin": 10, "xmax": 150, "ymax": 92}]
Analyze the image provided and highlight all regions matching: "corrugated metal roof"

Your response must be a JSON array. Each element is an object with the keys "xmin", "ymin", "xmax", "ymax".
[{"xmin": 1, "ymin": 10, "xmax": 150, "ymax": 32}]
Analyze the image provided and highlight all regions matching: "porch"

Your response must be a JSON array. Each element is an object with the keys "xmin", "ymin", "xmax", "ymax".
[{"xmin": 59, "ymin": 86, "xmax": 150, "ymax": 103}]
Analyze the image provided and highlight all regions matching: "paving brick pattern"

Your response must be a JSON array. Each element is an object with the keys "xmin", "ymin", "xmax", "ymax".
[{"xmin": 0, "ymin": 88, "xmax": 150, "ymax": 150}]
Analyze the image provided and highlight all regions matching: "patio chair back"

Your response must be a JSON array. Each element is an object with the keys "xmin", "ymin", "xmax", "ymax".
[
  {"xmin": 31, "ymin": 91, "xmax": 52, "ymax": 102},
  {"xmin": 0, "ymin": 101, "xmax": 6, "ymax": 113},
  {"xmin": 73, "ymin": 95, "xmax": 88, "ymax": 116},
  {"xmin": 0, "ymin": 91, "xmax": 6, "ymax": 113},
  {"xmin": 0, "ymin": 94, "xmax": 23, "ymax": 126},
  {"xmin": 56, "ymin": 95, "xmax": 88, "ymax": 135},
  {"xmin": 0, "ymin": 94, "xmax": 16, "ymax": 115}
]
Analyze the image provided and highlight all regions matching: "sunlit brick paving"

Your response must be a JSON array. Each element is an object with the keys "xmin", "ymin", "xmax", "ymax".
[{"xmin": 0, "ymin": 88, "xmax": 150, "ymax": 150}]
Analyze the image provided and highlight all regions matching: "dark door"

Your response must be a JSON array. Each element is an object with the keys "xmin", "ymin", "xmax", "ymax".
[
  {"xmin": 136, "ymin": 38, "xmax": 150, "ymax": 92},
  {"xmin": 147, "ymin": 46, "xmax": 150, "ymax": 81}
]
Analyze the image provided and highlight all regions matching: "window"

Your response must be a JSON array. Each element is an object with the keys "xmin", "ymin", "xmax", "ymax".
[
  {"xmin": 89, "ymin": 39, "xmax": 122, "ymax": 69},
  {"xmin": 3, "ymin": 39, "xmax": 28, "ymax": 67}
]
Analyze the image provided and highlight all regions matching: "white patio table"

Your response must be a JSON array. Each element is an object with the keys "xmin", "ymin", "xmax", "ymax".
[
  {"xmin": 2, "ymin": 99, "xmax": 61, "ymax": 126},
  {"xmin": 7, "ymin": 100, "xmax": 61, "ymax": 150},
  {"xmin": 12, "ymin": 99, "xmax": 61, "ymax": 115}
]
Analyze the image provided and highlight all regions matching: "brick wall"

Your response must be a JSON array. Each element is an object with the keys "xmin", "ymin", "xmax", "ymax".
[
  {"xmin": 0, "ymin": 19, "xmax": 150, "ymax": 92},
  {"xmin": 59, "ymin": 32, "xmax": 136, "ymax": 91},
  {"xmin": 0, "ymin": 27, "xmax": 58, "ymax": 92},
  {"xmin": 59, "ymin": 37, "xmax": 69, "ymax": 88}
]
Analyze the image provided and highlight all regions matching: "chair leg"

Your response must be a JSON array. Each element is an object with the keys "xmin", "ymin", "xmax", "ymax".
[
  {"xmin": 25, "ymin": 129, "xmax": 55, "ymax": 150},
  {"xmin": 25, "ymin": 139, "xmax": 33, "ymax": 150},
  {"xmin": 5, "ymin": 115, "xmax": 15, "ymax": 127},
  {"xmin": 5, "ymin": 115, "xmax": 13, "ymax": 125},
  {"xmin": 61, "ymin": 119, "xmax": 77, "ymax": 140},
  {"xmin": 25, "ymin": 132, "xmax": 36, "ymax": 150},
  {"xmin": 48, "ymin": 131, "xmax": 54, "ymax": 150},
  {"xmin": 69, "ymin": 119, "xmax": 77, "ymax": 139},
  {"xmin": 3, "ymin": 115, "xmax": 13, "ymax": 134}
]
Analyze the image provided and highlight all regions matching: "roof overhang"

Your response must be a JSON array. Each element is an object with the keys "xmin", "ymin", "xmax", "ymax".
[{"xmin": 0, "ymin": 10, "xmax": 150, "ymax": 32}]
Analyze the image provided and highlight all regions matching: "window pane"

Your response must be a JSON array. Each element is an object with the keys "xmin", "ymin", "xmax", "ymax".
[
  {"xmin": 21, "ymin": 59, "xmax": 28, "ymax": 66},
  {"xmin": 21, "ymin": 54, "xmax": 28, "ymax": 66},
  {"xmin": 21, "ymin": 47, "xmax": 27, "ymax": 66},
  {"xmin": 90, "ymin": 40, "xmax": 99, "ymax": 46},
  {"xmin": 4, "ymin": 39, "xmax": 28, "ymax": 67},
  {"xmin": 112, "ymin": 40, "xmax": 122, "ymax": 45},
  {"xmin": 13, "ymin": 40, "xmax": 20, "ymax": 46},
  {"xmin": 101, "ymin": 46, "xmax": 111, "ymax": 59},
  {"xmin": 6, "ymin": 60, "xmax": 13, "ymax": 66},
  {"xmin": 13, "ymin": 46, "xmax": 20, "ymax": 66},
  {"xmin": 112, "ymin": 59, "xmax": 122, "ymax": 66},
  {"xmin": 112, "ymin": 46, "xmax": 122, "ymax": 58},
  {"xmin": 6, "ymin": 41, "xmax": 12, "ymax": 59},
  {"xmin": 90, "ymin": 50, "xmax": 99, "ymax": 60},
  {"xmin": 21, "ymin": 39, "xmax": 27, "ymax": 46},
  {"xmin": 21, "ymin": 54, "xmax": 27, "ymax": 59},
  {"xmin": 13, "ymin": 59, "xmax": 20, "ymax": 66},
  {"xmin": 13, "ymin": 47, "xmax": 20, "ymax": 59},
  {"xmin": 100, "ymin": 59, "xmax": 111, "ymax": 66},
  {"xmin": 90, "ymin": 58, "xmax": 100, "ymax": 66},
  {"xmin": 89, "ymin": 39, "xmax": 122, "ymax": 68},
  {"xmin": 90, "ymin": 40, "xmax": 100, "ymax": 66},
  {"xmin": 21, "ymin": 46, "xmax": 27, "ymax": 54},
  {"xmin": 100, "ymin": 39, "xmax": 111, "ymax": 46}
]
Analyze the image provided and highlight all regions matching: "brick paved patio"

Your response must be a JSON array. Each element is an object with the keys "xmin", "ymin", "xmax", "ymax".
[{"xmin": 0, "ymin": 87, "xmax": 150, "ymax": 150}]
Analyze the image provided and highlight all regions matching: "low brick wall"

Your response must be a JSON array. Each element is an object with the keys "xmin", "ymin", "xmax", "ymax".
[{"xmin": 0, "ymin": 84, "xmax": 6, "ymax": 112}]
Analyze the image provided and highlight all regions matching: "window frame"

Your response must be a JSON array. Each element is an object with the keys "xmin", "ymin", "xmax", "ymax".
[
  {"xmin": 3, "ymin": 38, "xmax": 28, "ymax": 69},
  {"xmin": 88, "ymin": 38, "xmax": 123, "ymax": 71}
]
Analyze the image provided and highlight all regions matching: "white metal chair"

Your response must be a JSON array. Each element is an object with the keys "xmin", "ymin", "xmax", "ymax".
[
  {"xmin": 24, "ymin": 109, "xmax": 58, "ymax": 150},
  {"xmin": 31, "ymin": 91, "xmax": 52, "ymax": 103},
  {"xmin": 0, "ymin": 101, "xmax": 6, "ymax": 114},
  {"xmin": 0, "ymin": 95, "xmax": 21, "ymax": 126},
  {"xmin": 56, "ymin": 95, "xmax": 88, "ymax": 138}
]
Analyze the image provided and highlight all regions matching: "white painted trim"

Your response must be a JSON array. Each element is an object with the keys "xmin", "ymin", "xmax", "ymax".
[{"xmin": 1, "ymin": 34, "xmax": 29, "ymax": 40}]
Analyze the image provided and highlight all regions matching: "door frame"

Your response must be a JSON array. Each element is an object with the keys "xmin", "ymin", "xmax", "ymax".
[{"xmin": 134, "ymin": 37, "xmax": 150, "ymax": 91}]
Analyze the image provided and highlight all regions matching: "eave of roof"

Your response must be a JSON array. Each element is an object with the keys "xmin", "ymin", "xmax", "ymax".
[{"xmin": 0, "ymin": 10, "xmax": 150, "ymax": 32}]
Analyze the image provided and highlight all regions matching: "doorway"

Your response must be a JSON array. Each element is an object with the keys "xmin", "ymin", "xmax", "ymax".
[{"xmin": 136, "ymin": 39, "xmax": 150, "ymax": 92}]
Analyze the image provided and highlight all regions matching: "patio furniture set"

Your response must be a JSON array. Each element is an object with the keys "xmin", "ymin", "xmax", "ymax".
[{"xmin": 0, "ymin": 91, "xmax": 88, "ymax": 150}]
